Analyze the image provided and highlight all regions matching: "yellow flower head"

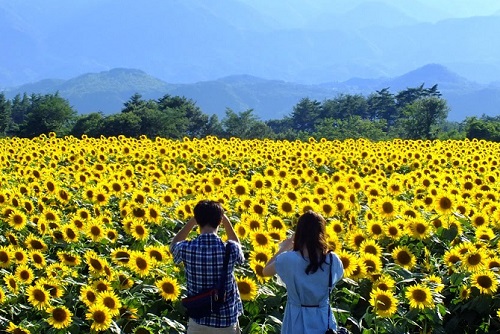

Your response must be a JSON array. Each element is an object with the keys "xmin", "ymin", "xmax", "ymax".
[
  {"xmin": 405, "ymin": 284, "xmax": 434, "ymax": 310},
  {"xmin": 370, "ymin": 288, "xmax": 398, "ymax": 318},
  {"xmin": 237, "ymin": 276, "xmax": 258, "ymax": 301},
  {"xmin": 155, "ymin": 277, "xmax": 180, "ymax": 301},
  {"xmin": 46, "ymin": 305, "xmax": 73, "ymax": 329}
]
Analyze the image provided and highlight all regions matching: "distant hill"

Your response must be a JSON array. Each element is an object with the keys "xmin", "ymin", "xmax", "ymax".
[
  {"xmin": 2, "ymin": 1, "xmax": 500, "ymax": 87},
  {"xmin": 3, "ymin": 65, "xmax": 500, "ymax": 122}
]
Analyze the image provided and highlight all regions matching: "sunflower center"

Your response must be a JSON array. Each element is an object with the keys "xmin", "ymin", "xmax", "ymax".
[
  {"xmin": 90, "ymin": 226, "xmax": 101, "ymax": 236},
  {"xmin": 467, "ymin": 253, "xmax": 482, "ymax": 266},
  {"xmin": 439, "ymin": 197, "xmax": 452, "ymax": 210},
  {"xmin": 0, "ymin": 252, "xmax": 8, "ymax": 263},
  {"xmin": 397, "ymin": 251, "xmax": 411, "ymax": 265},
  {"xmin": 93, "ymin": 310, "xmax": 107, "ymax": 323},
  {"xmin": 136, "ymin": 257, "xmax": 148, "ymax": 270},
  {"xmin": 371, "ymin": 224, "xmax": 383, "ymax": 235},
  {"xmin": 87, "ymin": 291, "xmax": 97, "ymax": 302},
  {"xmin": 235, "ymin": 185, "xmax": 246, "ymax": 195},
  {"xmin": 415, "ymin": 223, "xmax": 427, "ymax": 234},
  {"xmin": 382, "ymin": 202, "xmax": 394, "ymax": 214},
  {"xmin": 281, "ymin": 202, "xmax": 293, "ymax": 213},
  {"xmin": 412, "ymin": 289, "xmax": 428, "ymax": 302},
  {"xmin": 375, "ymin": 294, "xmax": 392, "ymax": 311},
  {"xmin": 477, "ymin": 275, "xmax": 493, "ymax": 288},
  {"xmin": 34, "ymin": 289, "xmax": 46, "ymax": 302},
  {"xmin": 377, "ymin": 283, "xmax": 389, "ymax": 291},
  {"xmin": 53, "ymin": 307, "xmax": 68, "ymax": 321},
  {"xmin": 20, "ymin": 271, "xmax": 30, "ymax": 280},
  {"xmin": 255, "ymin": 234, "xmax": 268, "ymax": 246},
  {"xmin": 90, "ymin": 259, "xmax": 103, "ymax": 270},
  {"xmin": 388, "ymin": 226, "xmax": 398, "ymax": 236},
  {"xmin": 103, "ymin": 297, "xmax": 116, "ymax": 309},
  {"xmin": 30, "ymin": 240, "xmax": 44, "ymax": 249},
  {"xmin": 364, "ymin": 245, "xmax": 378, "ymax": 255},
  {"xmin": 162, "ymin": 282, "xmax": 174, "ymax": 294},
  {"xmin": 135, "ymin": 225, "xmax": 145, "ymax": 235},
  {"xmin": 238, "ymin": 282, "xmax": 251, "ymax": 294},
  {"xmin": 149, "ymin": 250, "xmax": 162, "ymax": 261},
  {"xmin": 255, "ymin": 253, "xmax": 268, "ymax": 263}
]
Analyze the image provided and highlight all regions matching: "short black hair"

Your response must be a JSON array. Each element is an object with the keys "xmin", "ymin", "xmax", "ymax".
[{"xmin": 194, "ymin": 200, "xmax": 224, "ymax": 228}]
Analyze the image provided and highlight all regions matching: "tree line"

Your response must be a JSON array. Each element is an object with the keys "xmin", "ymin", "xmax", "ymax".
[{"xmin": 0, "ymin": 85, "xmax": 497, "ymax": 141}]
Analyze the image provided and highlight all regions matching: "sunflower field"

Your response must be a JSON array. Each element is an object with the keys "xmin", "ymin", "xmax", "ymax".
[{"xmin": 1, "ymin": 133, "xmax": 500, "ymax": 333}]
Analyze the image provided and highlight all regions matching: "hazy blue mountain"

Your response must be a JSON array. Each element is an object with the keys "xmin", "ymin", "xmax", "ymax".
[
  {"xmin": 2, "ymin": 1, "xmax": 500, "ymax": 87},
  {"xmin": 4, "ymin": 65, "xmax": 499, "ymax": 122}
]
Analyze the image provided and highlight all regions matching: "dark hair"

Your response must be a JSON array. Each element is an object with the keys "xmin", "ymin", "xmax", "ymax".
[
  {"xmin": 293, "ymin": 210, "xmax": 329, "ymax": 274},
  {"xmin": 194, "ymin": 200, "xmax": 224, "ymax": 228}
]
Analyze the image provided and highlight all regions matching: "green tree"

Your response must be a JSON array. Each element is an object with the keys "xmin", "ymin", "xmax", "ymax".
[
  {"xmin": 100, "ymin": 112, "xmax": 142, "ymax": 137},
  {"xmin": 0, "ymin": 92, "xmax": 12, "ymax": 136},
  {"xmin": 10, "ymin": 93, "xmax": 30, "ymax": 134},
  {"xmin": 19, "ymin": 93, "xmax": 77, "ymax": 137},
  {"xmin": 401, "ymin": 97, "xmax": 449, "ymax": 140},
  {"xmin": 367, "ymin": 88, "xmax": 398, "ymax": 127},
  {"xmin": 157, "ymin": 94, "xmax": 209, "ymax": 137},
  {"xmin": 70, "ymin": 112, "xmax": 105, "ymax": 138},
  {"xmin": 314, "ymin": 116, "xmax": 387, "ymax": 141},
  {"xmin": 321, "ymin": 94, "xmax": 369, "ymax": 120},
  {"xmin": 464, "ymin": 116, "xmax": 500, "ymax": 141},
  {"xmin": 221, "ymin": 108, "xmax": 274, "ymax": 139},
  {"xmin": 290, "ymin": 98, "xmax": 321, "ymax": 133}
]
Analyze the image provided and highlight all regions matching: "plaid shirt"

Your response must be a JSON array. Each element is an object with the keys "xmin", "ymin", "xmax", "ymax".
[{"xmin": 172, "ymin": 233, "xmax": 244, "ymax": 328}]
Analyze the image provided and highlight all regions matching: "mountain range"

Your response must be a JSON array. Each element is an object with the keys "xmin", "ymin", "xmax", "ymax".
[
  {"xmin": 3, "ymin": 64, "xmax": 499, "ymax": 122},
  {"xmin": 2, "ymin": 0, "xmax": 500, "ymax": 87}
]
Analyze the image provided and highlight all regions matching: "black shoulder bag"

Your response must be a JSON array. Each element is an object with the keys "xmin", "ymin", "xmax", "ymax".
[
  {"xmin": 326, "ymin": 253, "xmax": 350, "ymax": 334},
  {"xmin": 181, "ymin": 243, "xmax": 231, "ymax": 319}
]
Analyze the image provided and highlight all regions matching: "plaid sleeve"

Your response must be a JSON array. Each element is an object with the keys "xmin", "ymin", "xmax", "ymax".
[
  {"xmin": 228, "ymin": 240, "xmax": 244, "ymax": 265},
  {"xmin": 171, "ymin": 240, "xmax": 187, "ymax": 264}
]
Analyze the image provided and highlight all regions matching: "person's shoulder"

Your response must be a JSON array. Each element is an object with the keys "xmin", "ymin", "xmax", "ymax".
[{"xmin": 276, "ymin": 250, "xmax": 297, "ymax": 262}]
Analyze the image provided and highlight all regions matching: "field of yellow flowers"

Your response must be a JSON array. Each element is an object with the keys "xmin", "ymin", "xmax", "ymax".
[{"xmin": 1, "ymin": 134, "xmax": 500, "ymax": 333}]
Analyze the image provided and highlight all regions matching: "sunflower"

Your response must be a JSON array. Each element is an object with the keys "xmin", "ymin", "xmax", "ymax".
[
  {"xmin": 370, "ymin": 288, "xmax": 398, "ymax": 318},
  {"xmin": 250, "ymin": 230, "xmax": 271, "ymax": 249},
  {"xmin": 360, "ymin": 240, "xmax": 383, "ymax": 257},
  {"xmin": 29, "ymin": 250, "xmax": 46, "ymax": 269},
  {"xmin": 25, "ymin": 234, "xmax": 48, "ymax": 252},
  {"xmin": 26, "ymin": 284, "xmax": 51, "ymax": 310},
  {"xmin": 434, "ymin": 192, "xmax": 455, "ymax": 214},
  {"xmin": 15, "ymin": 264, "xmax": 35, "ymax": 284},
  {"xmin": 366, "ymin": 220, "xmax": 385, "ymax": 239},
  {"xmin": 155, "ymin": 276, "xmax": 180, "ymax": 301},
  {"xmin": 424, "ymin": 274, "xmax": 445, "ymax": 293},
  {"xmin": 373, "ymin": 274, "xmax": 396, "ymax": 292},
  {"xmin": 130, "ymin": 220, "xmax": 149, "ymax": 241},
  {"xmin": 237, "ymin": 276, "xmax": 258, "ymax": 301},
  {"xmin": 461, "ymin": 249, "xmax": 486, "ymax": 272},
  {"xmin": 249, "ymin": 246, "xmax": 273, "ymax": 264},
  {"xmin": 346, "ymin": 229, "xmax": 366, "ymax": 251},
  {"xmin": 146, "ymin": 203, "xmax": 162, "ymax": 224},
  {"xmin": 8, "ymin": 208, "xmax": 28, "ymax": 230},
  {"xmin": 4, "ymin": 274, "xmax": 19, "ymax": 294},
  {"xmin": 328, "ymin": 219, "xmax": 345, "ymax": 235},
  {"xmin": 407, "ymin": 218, "xmax": 432, "ymax": 240},
  {"xmin": 375, "ymin": 197, "xmax": 398, "ymax": 219},
  {"xmin": 0, "ymin": 246, "xmax": 13, "ymax": 268},
  {"xmin": 6, "ymin": 322, "xmax": 31, "ymax": 334},
  {"xmin": 128, "ymin": 251, "xmax": 151, "ymax": 277},
  {"xmin": 471, "ymin": 270, "xmax": 498, "ymax": 295},
  {"xmin": 37, "ymin": 277, "xmax": 64, "ymax": 298},
  {"xmin": 405, "ymin": 284, "xmax": 434, "ymax": 310},
  {"xmin": 96, "ymin": 290, "xmax": 122, "ymax": 316},
  {"xmin": 144, "ymin": 245, "xmax": 167, "ymax": 264},
  {"xmin": 86, "ymin": 219, "xmax": 105, "ymax": 242},
  {"xmin": 86, "ymin": 303, "xmax": 113, "ymax": 332},
  {"xmin": 470, "ymin": 212, "xmax": 489, "ymax": 228},
  {"xmin": 337, "ymin": 250, "xmax": 358, "ymax": 278},
  {"xmin": 458, "ymin": 285, "xmax": 471, "ymax": 300},
  {"xmin": 111, "ymin": 247, "xmax": 131, "ymax": 265},
  {"xmin": 46, "ymin": 305, "xmax": 73, "ymax": 329},
  {"xmin": 80, "ymin": 285, "xmax": 98, "ymax": 306},
  {"xmin": 326, "ymin": 234, "xmax": 342, "ymax": 253},
  {"xmin": 233, "ymin": 180, "xmax": 249, "ymax": 197},
  {"xmin": 361, "ymin": 253, "xmax": 382, "ymax": 276},
  {"xmin": 391, "ymin": 246, "xmax": 417, "ymax": 270},
  {"xmin": 58, "ymin": 251, "xmax": 81, "ymax": 266},
  {"xmin": 276, "ymin": 198, "xmax": 296, "ymax": 217},
  {"xmin": 250, "ymin": 260, "xmax": 270, "ymax": 283},
  {"xmin": 0, "ymin": 286, "xmax": 5, "ymax": 304},
  {"xmin": 86, "ymin": 251, "xmax": 107, "ymax": 276},
  {"xmin": 117, "ymin": 272, "xmax": 134, "ymax": 290}
]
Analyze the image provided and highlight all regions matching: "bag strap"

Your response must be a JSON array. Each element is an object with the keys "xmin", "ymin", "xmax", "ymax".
[
  {"xmin": 215, "ymin": 243, "xmax": 231, "ymax": 300},
  {"xmin": 327, "ymin": 252, "xmax": 333, "ymax": 331}
]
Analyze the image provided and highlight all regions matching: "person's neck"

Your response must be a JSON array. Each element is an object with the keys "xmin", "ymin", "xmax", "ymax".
[{"xmin": 200, "ymin": 225, "xmax": 218, "ymax": 234}]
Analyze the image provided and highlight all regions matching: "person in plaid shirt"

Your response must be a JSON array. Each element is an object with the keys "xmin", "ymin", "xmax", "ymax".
[{"xmin": 170, "ymin": 200, "xmax": 244, "ymax": 333}]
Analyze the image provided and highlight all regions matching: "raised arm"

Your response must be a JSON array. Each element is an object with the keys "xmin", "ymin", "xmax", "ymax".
[
  {"xmin": 169, "ymin": 217, "xmax": 197, "ymax": 252},
  {"xmin": 222, "ymin": 214, "xmax": 240, "ymax": 244},
  {"xmin": 262, "ymin": 233, "xmax": 294, "ymax": 277}
]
